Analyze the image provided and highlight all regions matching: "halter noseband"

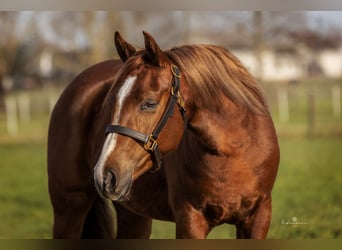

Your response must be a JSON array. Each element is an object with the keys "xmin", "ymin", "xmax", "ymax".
[{"xmin": 105, "ymin": 64, "xmax": 186, "ymax": 172}]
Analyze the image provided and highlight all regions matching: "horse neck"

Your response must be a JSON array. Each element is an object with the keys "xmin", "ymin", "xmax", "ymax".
[{"xmin": 185, "ymin": 97, "xmax": 258, "ymax": 157}]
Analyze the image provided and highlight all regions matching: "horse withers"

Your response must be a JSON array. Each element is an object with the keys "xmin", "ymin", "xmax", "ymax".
[{"xmin": 48, "ymin": 31, "xmax": 280, "ymax": 239}]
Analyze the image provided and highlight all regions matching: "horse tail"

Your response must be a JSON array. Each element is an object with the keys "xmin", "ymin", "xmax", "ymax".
[{"xmin": 81, "ymin": 196, "xmax": 117, "ymax": 238}]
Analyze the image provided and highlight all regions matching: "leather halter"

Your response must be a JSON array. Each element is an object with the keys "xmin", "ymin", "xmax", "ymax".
[{"xmin": 105, "ymin": 64, "xmax": 186, "ymax": 172}]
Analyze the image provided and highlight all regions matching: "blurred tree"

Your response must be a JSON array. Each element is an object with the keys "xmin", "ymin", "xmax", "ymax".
[
  {"xmin": 0, "ymin": 13, "xmax": 19, "ymax": 76},
  {"xmin": 253, "ymin": 11, "xmax": 264, "ymax": 81},
  {"xmin": 84, "ymin": 12, "xmax": 124, "ymax": 62},
  {"xmin": 0, "ymin": 11, "xmax": 340, "ymax": 93},
  {"xmin": 290, "ymin": 27, "xmax": 342, "ymax": 50},
  {"xmin": 0, "ymin": 12, "xmax": 20, "ymax": 111}
]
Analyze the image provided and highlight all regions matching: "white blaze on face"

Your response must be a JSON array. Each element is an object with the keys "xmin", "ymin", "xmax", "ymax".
[{"xmin": 94, "ymin": 75, "xmax": 137, "ymax": 186}]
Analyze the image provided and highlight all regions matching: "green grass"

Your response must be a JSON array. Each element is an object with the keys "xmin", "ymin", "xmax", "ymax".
[
  {"xmin": 268, "ymin": 138, "xmax": 342, "ymax": 239},
  {"xmin": 0, "ymin": 137, "xmax": 341, "ymax": 239},
  {"xmin": 0, "ymin": 143, "xmax": 52, "ymax": 239}
]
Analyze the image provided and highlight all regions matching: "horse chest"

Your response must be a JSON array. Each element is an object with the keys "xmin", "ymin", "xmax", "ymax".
[
  {"xmin": 175, "ymin": 161, "xmax": 261, "ymax": 223},
  {"xmin": 121, "ymin": 171, "xmax": 175, "ymax": 221},
  {"xmin": 186, "ymin": 185, "xmax": 262, "ymax": 225}
]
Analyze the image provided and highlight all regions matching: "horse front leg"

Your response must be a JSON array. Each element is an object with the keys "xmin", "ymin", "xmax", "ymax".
[
  {"xmin": 236, "ymin": 195, "xmax": 272, "ymax": 239},
  {"xmin": 114, "ymin": 203, "xmax": 152, "ymax": 239},
  {"xmin": 51, "ymin": 190, "xmax": 95, "ymax": 238},
  {"xmin": 174, "ymin": 202, "xmax": 210, "ymax": 239}
]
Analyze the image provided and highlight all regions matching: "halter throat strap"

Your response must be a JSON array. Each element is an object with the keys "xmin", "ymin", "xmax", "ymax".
[{"xmin": 105, "ymin": 64, "xmax": 186, "ymax": 172}]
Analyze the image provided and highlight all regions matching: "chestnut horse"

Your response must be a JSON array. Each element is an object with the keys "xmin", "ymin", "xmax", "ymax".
[{"xmin": 48, "ymin": 31, "xmax": 280, "ymax": 239}]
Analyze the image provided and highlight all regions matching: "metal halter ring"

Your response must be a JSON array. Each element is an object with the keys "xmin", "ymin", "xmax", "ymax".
[{"xmin": 171, "ymin": 64, "xmax": 181, "ymax": 78}]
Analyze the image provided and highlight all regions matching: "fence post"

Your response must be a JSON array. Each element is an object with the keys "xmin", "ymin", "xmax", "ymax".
[
  {"xmin": 332, "ymin": 84, "xmax": 341, "ymax": 120},
  {"xmin": 18, "ymin": 94, "xmax": 31, "ymax": 123},
  {"xmin": 307, "ymin": 87, "xmax": 315, "ymax": 137},
  {"xmin": 277, "ymin": 87, "xmax": 289, "ymax": 123},
  {"xmin": 5, "ymin": 96, "xmax": 18, "ymax": 136}
]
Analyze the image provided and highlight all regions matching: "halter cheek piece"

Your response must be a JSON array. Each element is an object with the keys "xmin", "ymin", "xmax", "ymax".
[{"xmin": 105, "ymin": 64, "xmax": 186, "ymax": 172}]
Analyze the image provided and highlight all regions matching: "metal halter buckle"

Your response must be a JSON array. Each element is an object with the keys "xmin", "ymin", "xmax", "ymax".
[{"xmin": 144, "ymin": 134, "xmax": 158, "ymax": 151}]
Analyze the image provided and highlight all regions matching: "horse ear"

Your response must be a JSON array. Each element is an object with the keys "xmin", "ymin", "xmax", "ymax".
[
  {"xmin": 143, "ymin": 31, "xmax": 167, "ymax": 67},
  {"xmin": 114, "ymin": 31, "xmax": 136, "ymax": 62}
]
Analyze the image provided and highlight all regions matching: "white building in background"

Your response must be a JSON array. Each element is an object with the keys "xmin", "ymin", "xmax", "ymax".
[
  {"xmin": 233, "ymin": 47, "xmax": 342, "ymax": 81},
  {"xmin": 234, "ymin": 49, "xmax": 304, "ymax": 81},
  {"xmin": 261, "ymin": 50, "xmax": 304, "ymax": 81},
  {"xmin": 318, "ymin": 48, "xmax": 342, "ymax": 79}
]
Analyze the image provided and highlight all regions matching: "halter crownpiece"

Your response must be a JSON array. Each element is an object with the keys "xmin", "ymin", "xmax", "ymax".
[{"xmin": 105, "ymin": 64, "xmax": 186, "ymax": 172}]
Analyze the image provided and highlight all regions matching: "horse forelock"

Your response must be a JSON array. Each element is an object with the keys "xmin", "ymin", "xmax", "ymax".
[
  {"xmin": 102, "ymin": 55, "xmax": 143, "ymax": 111},
  {"xmin": 165, "ymin": 45, "xmax": 268, "ymax": 114}
]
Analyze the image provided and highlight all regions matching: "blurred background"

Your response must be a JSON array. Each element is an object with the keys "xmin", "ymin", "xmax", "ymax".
[{"xmin": 0, "ymin": 11, "xmax": 341, "ymax": 238}]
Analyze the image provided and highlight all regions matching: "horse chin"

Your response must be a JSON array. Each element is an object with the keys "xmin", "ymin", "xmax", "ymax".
[{"xmin": 132, "ymin": 160, "xmax": 154, "ymax": 180}]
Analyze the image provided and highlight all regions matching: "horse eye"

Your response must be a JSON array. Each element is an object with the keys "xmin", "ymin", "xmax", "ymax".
[{"xmin": 140, "ymin": 100, "xmax": 158, "ymax": 111}]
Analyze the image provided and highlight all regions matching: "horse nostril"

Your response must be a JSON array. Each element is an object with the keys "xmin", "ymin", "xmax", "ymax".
[{"xmin": 104, "ymin": 170, "xmax": 117, "ymax": 193}]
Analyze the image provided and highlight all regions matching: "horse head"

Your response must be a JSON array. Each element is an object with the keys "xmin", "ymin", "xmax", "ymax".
[{"xmin": 94, "ymin": 31, "xmax": 187, "ymax": 201}]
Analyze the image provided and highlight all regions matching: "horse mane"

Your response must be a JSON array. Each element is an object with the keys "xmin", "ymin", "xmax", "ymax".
[{"xmin": 165, "ymin": 45, "xmax": 268, "ymax": 114}]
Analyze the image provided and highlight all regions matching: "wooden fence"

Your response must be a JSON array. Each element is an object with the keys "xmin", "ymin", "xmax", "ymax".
[{"xmin": 1, "ymin": 81, "xmax": 342, "ymax": 138}]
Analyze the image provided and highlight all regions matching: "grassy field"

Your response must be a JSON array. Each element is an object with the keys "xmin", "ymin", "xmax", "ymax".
[
  {"xmin": 0, "ymin": 142, "xmax": 51, "ymax": 238},
  {"xmin": 0, "ymin": 132, "xmax": 341, "ymax": 238},
  {"xmin": 0, "ymin": 81, "xmax": 341, "ymax": 238}
]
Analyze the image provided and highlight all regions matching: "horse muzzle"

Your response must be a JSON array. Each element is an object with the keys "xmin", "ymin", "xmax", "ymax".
[{"xmin": 94, "ymin": 166, "xmax": 133, "ymax": 201}]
